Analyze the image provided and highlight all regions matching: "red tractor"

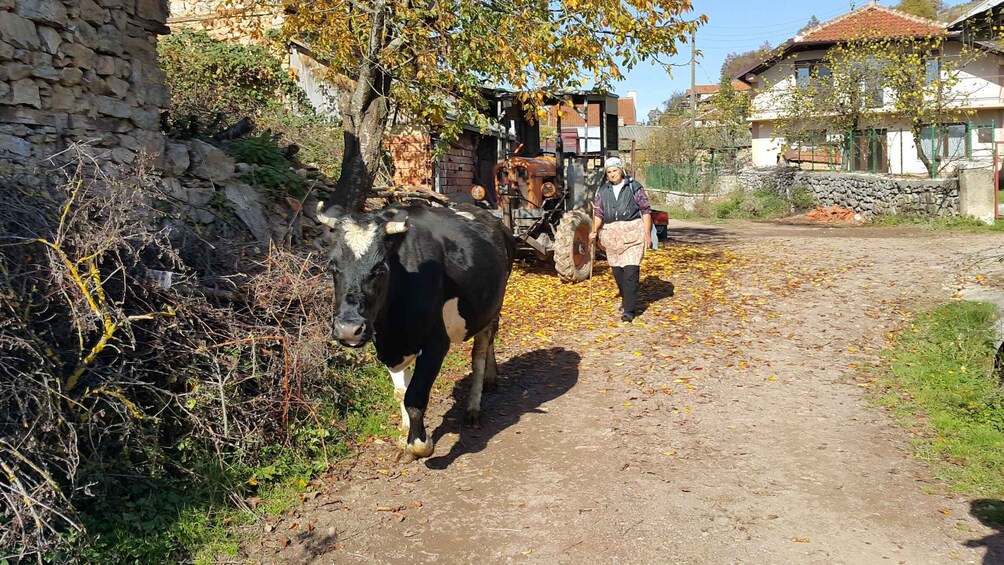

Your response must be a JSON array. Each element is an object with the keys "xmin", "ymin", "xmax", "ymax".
[{"xmin": 470, "ymin": 91, "xmax": 667, "ymax": 282}]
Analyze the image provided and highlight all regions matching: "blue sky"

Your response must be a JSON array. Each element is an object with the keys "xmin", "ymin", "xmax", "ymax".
[{"xmin": 613, "ymin": 0, "xmax": 906, "ymax": 121}]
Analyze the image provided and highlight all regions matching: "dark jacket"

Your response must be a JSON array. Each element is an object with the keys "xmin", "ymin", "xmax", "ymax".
[{"xmin": 594, "ymin": 178, "xmax": 651, "ymax": 223}]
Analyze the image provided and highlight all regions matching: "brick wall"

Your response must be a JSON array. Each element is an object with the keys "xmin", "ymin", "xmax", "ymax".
[
  {"xmin": 386, "ymin": 133, "xmax": 432, "ymax": 188},
  {"xmin": 438, "ymin": 134, "xmax": 475, "ymax": 195}
]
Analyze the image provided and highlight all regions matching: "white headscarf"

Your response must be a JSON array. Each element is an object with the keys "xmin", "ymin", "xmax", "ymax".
[
  {"xmin": 605, "ymin": 157, "xmax": 627, "ymax": 197},
  {"xmin": 604, "ymin": 156, "xmax": 625, "ymax": 174}
]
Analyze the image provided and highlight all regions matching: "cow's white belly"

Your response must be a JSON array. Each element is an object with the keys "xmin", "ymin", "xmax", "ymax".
[{"xmin": 442, "ymin": 298, "xmax": 468, "ymax": 343}]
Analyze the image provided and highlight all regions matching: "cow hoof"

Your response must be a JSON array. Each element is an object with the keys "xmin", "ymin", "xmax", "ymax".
[
  {"xmin": 407, "ymin": 437, "xmax": 434, "ymax": 458},
  {"xmin": 396, "ymin": 435, "xmax": 409, "ymax": 451},
  {"xmin": 464, "ymin": 409, "xmax": 482, "ymax": 428}
]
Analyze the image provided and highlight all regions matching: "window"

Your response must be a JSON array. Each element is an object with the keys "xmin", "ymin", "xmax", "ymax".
[
  {"xmin": 919, "ymin": 124, "xmax": 969, "ymax": 162},
  {"xmin": 925, "ymin": 57, "xmax": 940, "ymax": 85},
  {"xmin": 863, "ymin": 80, "xmax": 884, "ymax": 108},
  {"xmin": 795, "ymin": 61, "xmax": 830, "ymax": 88},
  {"xmin": 978, "ymin": 125, "xmax": 993, "ymax": 144},
  {"xmin": 854, "ymin": 58, "xmax": 885, "ymax": 108}
]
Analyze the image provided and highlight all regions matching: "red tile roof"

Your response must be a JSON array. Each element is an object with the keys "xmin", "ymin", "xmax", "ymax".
[
  {"xmin": 797, "ymin": 3, "xmax": 944, "ymax": 43},
  {"xmin": 734, "ymin": 3, "xmax": 947, "ymax": 83},
  {"xmin": 685, "ymin": 81, "xmax": 751, "ymax": 97}
]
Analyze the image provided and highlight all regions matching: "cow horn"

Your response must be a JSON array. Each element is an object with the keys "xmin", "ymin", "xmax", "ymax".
[
  {"xmin": 384, "ymin": 210, "xmax": 409, "ymax": 234},
  {"xmin": 385, "ymin": 220, "xmax": 409, "ymax": 234},
  {"xmin": 315, "ymin": 201, "xmax": 339, "ymax": 228}
]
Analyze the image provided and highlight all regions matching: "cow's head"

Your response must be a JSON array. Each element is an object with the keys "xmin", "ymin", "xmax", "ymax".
[{"xmin": 316, "ymin": 202, "xmax": 409, "ymax": 348}]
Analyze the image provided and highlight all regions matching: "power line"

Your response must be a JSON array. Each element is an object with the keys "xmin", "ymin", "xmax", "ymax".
[
  {"xmin": 699, "ymin": 31, "xmax": 797, "ymax": 40},
  {"xmin": 701, "ymin": 7, "xmax": 846, "ymax": 30},
  {"xmin": 697, "ymin": 61, "xmax": 715, "ymax": 84}
]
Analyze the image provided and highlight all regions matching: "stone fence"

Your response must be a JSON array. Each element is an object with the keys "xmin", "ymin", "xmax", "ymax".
[
  {"xmin": 738, "ymin": 167, "xmax": 960, "ymax": 217},
  {"xmin": 0, "ymin": 0, "xmax": 170, "ymax": 185}
]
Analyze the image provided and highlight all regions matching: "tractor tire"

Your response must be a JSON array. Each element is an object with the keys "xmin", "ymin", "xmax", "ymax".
[{"xmin": 553, "ymin": 209, "xmax": 593, "ymax": 283}]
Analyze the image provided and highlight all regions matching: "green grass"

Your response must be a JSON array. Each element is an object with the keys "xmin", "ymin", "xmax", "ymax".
[
  {"xmin": 878, "ymin": 301, "xmax": 1004, "ymax": 515},
  {"xmin": 870, "ymin": 215, "xmax": 1004, "ymax": 232},
  {"xmin": 660, "ymin": 205, "xmax": 702, "ymax": 220},
  {"xmin": 68, "ymin": 357, "xmax": 396, "ymax": 564}
]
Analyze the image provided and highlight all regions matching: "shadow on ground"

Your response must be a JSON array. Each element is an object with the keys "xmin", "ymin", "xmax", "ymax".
[
  {"xmin": 425, "ymin": 347, "xmax": 580, "ymax": 470},
  {"xmin": 637, "ymin": 275, "xmax": 675, "ymax": 315},
  {"xmin": 664, "ymin": 225, "xmax": 735, "ymax": 245},
  {"xmin": 966, "ymin": 499, "xmax": 1004, "ymax": 564}
]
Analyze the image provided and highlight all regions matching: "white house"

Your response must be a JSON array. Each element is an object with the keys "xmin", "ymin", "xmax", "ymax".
[{"xmin": 736, "ymin": 1, "xmax": 1004, "ymax": 176}]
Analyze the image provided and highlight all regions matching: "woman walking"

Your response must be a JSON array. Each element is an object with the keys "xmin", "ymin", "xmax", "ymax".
[{"xmin": 589, "ymin": 156, "xmax": 652, "ymax": 323}]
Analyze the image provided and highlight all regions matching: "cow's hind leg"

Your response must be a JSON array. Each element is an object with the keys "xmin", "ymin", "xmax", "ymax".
[
  {"xmin": 467, "ymin": 320, "xmax": 497, "ymax": 426},
  {"xmin": 484, "ymin": 317, "xmax": 500, "ymax": 392}
]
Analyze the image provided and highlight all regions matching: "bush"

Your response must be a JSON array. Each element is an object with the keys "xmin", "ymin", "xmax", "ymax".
[
  {"xmin": 713, "ymin": 188, "xmax": 789, "ymax": 219},
  {"xmin": 789, "ymin": 186, "xmax": 817, "ymax": 212},
  {"xmin": 159, "ymin": 31, "xmax": 345, "ymax": 183},
  {"xmin": 258, "ymin": 110, "xmax": 345, "ymax": 179},
  {"xmin": 225, "ymin": 132, "xmax": 309, "ymax": 199},
  {"xmin": 158, "ymin": 31, "xmax": 310, "ymax": 135},
  {"xmin": 0, "ymin": 150, "xmax": 391, "ymax": 562}
]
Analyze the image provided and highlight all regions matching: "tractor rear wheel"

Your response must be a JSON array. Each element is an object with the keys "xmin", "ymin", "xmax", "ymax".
[{"xmin": 554, "ymin": 209, "xmax": 593, "ymax": 283}]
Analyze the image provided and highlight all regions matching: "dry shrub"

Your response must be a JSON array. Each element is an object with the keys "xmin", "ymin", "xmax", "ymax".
[{"xmin": 0, "ymin": 145, "xmax": 346, "ymax": 561}]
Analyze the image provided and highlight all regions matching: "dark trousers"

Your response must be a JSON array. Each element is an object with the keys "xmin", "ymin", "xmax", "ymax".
[{"xmin": 611, "ymin": 265, "xmax": 640, "ymax": 314}]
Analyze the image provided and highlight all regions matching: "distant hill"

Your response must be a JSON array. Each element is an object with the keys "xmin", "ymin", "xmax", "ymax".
[{"xmin": 938, "ymin": 0, "xmax": 983, "ymax": 22}]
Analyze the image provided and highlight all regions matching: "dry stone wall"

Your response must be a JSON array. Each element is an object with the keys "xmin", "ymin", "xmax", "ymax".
[
  {"xmin": 0, "ymin": 0, "xmax": 170, "ymax": 184},
  {"xmin": 738, "ymin": 167, "xmax": 960, "ymax": 217}
]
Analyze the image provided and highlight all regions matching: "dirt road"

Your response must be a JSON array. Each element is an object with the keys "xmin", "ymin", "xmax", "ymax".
[{"xmin": 248, "ymin": 220, "xmax": 1004, "ymax": 564}]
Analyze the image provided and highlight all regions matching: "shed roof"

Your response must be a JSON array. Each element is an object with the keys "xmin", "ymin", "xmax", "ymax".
[{"xmin": 947, "ymin": 0, "xmax": 1004, "ymax": 29}]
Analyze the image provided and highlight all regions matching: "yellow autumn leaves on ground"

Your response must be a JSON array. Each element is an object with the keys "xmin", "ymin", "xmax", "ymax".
[{"xmin": 498, "ymin": 244, "xmax": 752, "ymax": 349}]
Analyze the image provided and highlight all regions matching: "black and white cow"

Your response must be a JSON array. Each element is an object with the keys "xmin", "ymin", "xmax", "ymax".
[{"xmin": 316, "ymin": 201, "xmax": 516, "ymax": 459}]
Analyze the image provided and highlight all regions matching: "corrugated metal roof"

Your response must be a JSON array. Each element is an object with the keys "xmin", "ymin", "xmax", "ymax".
[
  {"xmin": 619, "ymin": 125, "xmax": 657, "ymax": 142},
  {"xmin": 949, "ymin": 0, "xmax": 1004, "ymax": 28}
]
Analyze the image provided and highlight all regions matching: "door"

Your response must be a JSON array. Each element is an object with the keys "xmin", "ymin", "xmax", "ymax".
[{"xmin": 852, "ymin": 129, "xmax": 888, "ymax": 173}]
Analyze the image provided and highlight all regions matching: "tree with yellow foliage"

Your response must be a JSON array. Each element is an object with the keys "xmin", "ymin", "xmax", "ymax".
[{"xmin": 222, "ymin": 0, "xmax": 706, "ymax": 208}]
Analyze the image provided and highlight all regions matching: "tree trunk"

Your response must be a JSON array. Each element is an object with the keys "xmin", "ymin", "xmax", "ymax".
[
  {"xmin": 912, "ymin": 125, "xmax": 936, "ymax": 178},
  {"xmin": 330, "ymin": 1, "xmax": 394, "ymax": 211}
]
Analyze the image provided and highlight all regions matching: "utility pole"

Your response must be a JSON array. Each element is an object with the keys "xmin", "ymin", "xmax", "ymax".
[{"xmin": 690, "ymin": 29, "xmax": 697, "ymax": 118}]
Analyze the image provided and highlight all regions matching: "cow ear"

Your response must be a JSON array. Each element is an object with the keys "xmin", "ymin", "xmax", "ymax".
[
  {"xmin": 382, "ymin": 209, "xmax": 410, "ymax": 235},
  {"xmin": 316, "ymin": 201, "xmax": 344, "ymax": 228}
]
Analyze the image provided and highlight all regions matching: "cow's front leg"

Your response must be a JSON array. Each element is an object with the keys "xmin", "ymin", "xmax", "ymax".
[
  {"xmin": 402, "ymin": 341, "xmax": 447, "ymax": 458},
  {"xmin": 388, "ymin": 356, "xmax": 415, "ymax": 449}
]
